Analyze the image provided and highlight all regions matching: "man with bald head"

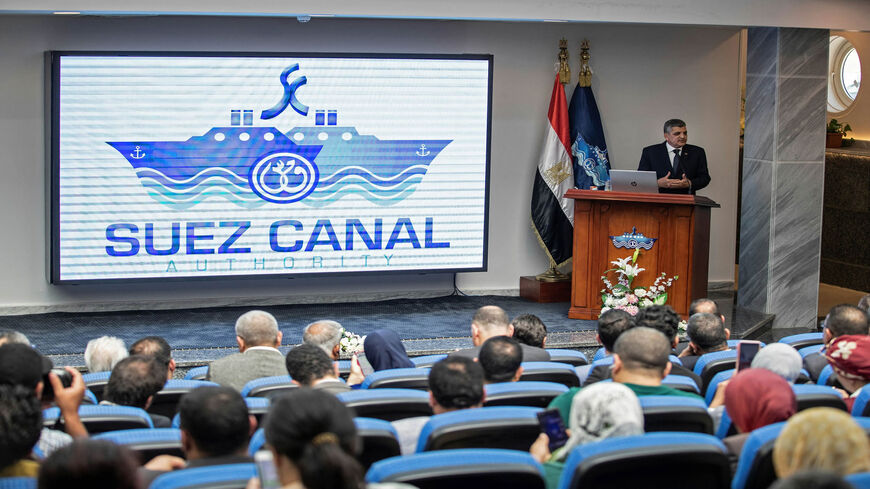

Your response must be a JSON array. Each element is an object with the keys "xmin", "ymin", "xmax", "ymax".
[
  {"xmin": 206, "ymin": 310, "xmax": 288, "ymax": 392},
  {"xmin": 805, "ymin": 304, "xmax": 870, "ymax": 383},
  {"xmin": 302, "ymin": 320, "xmax": 343, "ymax": 361},
  {"xmin": 549, "ymin": 327, "xmax": 700, "ymax": 423},
  {"xmin": 449, "ymin": 306, "xmax": 549, "ymax": 361}
]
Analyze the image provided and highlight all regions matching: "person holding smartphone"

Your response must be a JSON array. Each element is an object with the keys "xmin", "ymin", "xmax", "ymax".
[{"xmin": 530, "ymin": 382, "xmax": 644, "ymax": 489}]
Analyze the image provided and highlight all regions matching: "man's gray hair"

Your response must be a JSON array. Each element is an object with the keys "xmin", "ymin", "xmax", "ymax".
[
  {"xmin": 302, "ymin": 320, "xmax": 343, "ymax": 356},
  {"xmin": 472, "ymin": 305, "xmax": 511, "ymax": 336},
  {"xmin": 751, "ymin": 343, "xmax": 802, "ymax": 383},
  {"xmin": 663, "ymin": 118, "xmax": 686, "ymax": 133},
  {"xmin": 84, "ymin": 336, "xmax": 129, "ymax": 373},
  {"xmin": 235, "ymin": 310, "xmax": 280, "ymax": 347},
  {"xmin": 0, "ymin": 330, "xmax": 29, "ymax": 346}
]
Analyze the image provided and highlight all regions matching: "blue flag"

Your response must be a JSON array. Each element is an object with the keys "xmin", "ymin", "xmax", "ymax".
[{"xmin": 568, "ymin": 85, "xmax": 610, "ymax": 189}]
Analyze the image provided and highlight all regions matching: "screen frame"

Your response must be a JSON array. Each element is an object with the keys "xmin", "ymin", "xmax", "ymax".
[{"xmin": 47, "ymin": 50, "xmax": 493, "ymax": 285}]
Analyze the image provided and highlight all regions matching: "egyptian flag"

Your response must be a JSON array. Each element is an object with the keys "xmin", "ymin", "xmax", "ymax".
[
  {"xmin": 531, "ymin": 74, "xmax": 574, "ymax": 266},
  {"xmin": 569, "ymin": 83, "xmax": 610, "ymax": 189}
]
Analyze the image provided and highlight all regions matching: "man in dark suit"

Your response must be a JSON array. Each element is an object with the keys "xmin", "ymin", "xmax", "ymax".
[{"xmin": 638, "ymin": 119, "xmax": 710, "ymax": 194}]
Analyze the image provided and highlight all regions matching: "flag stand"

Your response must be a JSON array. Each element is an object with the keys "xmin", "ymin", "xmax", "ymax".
[{"xmin": 535, "ymin": 262, "xmax": 569, "ymax": 282}]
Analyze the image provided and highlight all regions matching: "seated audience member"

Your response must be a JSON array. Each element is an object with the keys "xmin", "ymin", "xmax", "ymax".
[
  {"xmin": 721, "ymin": 369, "xmax": 797, "ymax": 472},
  {"xmin": 478, "ymin": 335, "xmax": 524, "ymax": 384},
  {"xmin": 129, "ymin": 336, "xmax": 176, "ymax": 380},
  {"xmin": 689, "ymin": 298, "xmax": 726, "ymax": 325},
  {"xmin": 254, "ymin": 388, "xmax": 364, "ymax": 489},
  {"xmin": 0, "ymin": 385, "xmax": 42, "ymax": 478},
  {"xmin": 207, "ymin": 310, "xmax": 287, "ymax": 392},
  {"xmin": 530, "ymin": 382, "xmax": 643, "ymax": 489},
  {"xmin": 391, "ymin": 356, "xmax": 486, "ymax": 455},
  {"xmin": 512, "ymin": 314, "xmax": 548, "ymax": 349},
  {"xmin": 825, "ymin": 334, "xmax": 870, "ymax": 410},
  {"xmin": 285, "ymin": 344, "xmax": 350, "ymax": 395},
  {"xmin": 141, "ymin": 386, "xmax": 254, "ymax": 486},
  {"xmin": 0, "ymin": 343, "xmax": 87, "ymax": 455},
  {"xmin": 451, "ymin": 305, "xmax": 550, "ymax": 361},
  {"xmin": 364, "ymin": 329, "xmax": 414, "ymax": 371},
  {"xmin": 585, "ymin": 305, "xmax": 702, "ymax": 387},
  {"xmin": 769, "ymin": 471, "xmax": 855, "ymax": 489},
  {"xmin": 39, "ymin": 439, "xmax": 142, "ymax": 489},
  {"xmin": 805, "ymin": 304, "xmax": 870, "ymax": 382},
  {"xmin": 751, "ymin": 343, "xmax": 803, "ymax": 383},
  {"xmin": 678, "ymin": 312, "xmax": 731, "ymax": 371},
  {"xmin": 773, "ymin": 408, "xmax": 870, "ymax": 479},
  {"xmin": 102, "ymin": 355, "xmax": 171, "ymax": 427},
  {"xmin": 0, "ymin": 329, "xmax": 29, "ymax": 347},
  {"xmin": 595, "ymin": 309, "xmax": 634, "ymax": 357},
  {"xmin": 83, "ymin": 336, "xmax": 128, "ymax": 373},
  {"xmin": 549, "ymin": 327, "xmax": 701, "ymax": 423},
  {"xmin": 303, "ymin": 320, "xmax": 344, "ymax": 360}
]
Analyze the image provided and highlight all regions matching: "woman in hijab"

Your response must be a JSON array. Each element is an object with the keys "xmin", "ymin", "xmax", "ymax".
[
  {"xmin": 722, "ymin": 368, "xmax": 797, "ymax": 471},
  {"xmin": 530, "ymin": 382, "xmax": 644, "ymax": 489},
  {"xmin": 773, "ymin": 407, "xmax": 870, "ymax": 478},
  {"xmin": 363, "ymin": 329, "xmax": 414, "ymax": 371}
]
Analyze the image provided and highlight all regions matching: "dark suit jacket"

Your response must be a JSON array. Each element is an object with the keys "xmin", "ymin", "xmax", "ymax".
[
  {"xmin": 638, "ymin": 142, "xmax": 710, "ymax": 194},
  {"xmin": 449, "ymin": 343, "xmax": 550, "ymax": 362}
]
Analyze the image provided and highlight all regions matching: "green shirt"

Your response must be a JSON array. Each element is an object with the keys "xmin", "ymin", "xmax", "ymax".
[{"xmin": 548, "ymin": 382, "xmax": 703, "ymax": 424}]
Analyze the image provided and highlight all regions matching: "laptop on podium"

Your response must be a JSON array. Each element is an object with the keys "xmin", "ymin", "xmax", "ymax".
[{"xmin": 610, "ymin": 170, "xmax": 659, "ymax": 193}]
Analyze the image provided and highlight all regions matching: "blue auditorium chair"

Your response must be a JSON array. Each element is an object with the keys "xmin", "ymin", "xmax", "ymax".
[
  {"xmin": 0, "ymin": 479, "xmax": 36, "ymax": 489},
  {"xmin": 183, "ymin": 366, "xmax": 208, "ymax": 380},
  {"xmin": 149, "ymin": 379, "xmax": 220, "ymax": 418},
  {"xmin": 411, "ymin": 354, "xmax": 448, "ymax": 368},
  {"xmin": 778, "ymin": 332, "xmax": 824, "ymax": 350},
  {"xmin": 705, "ymin": 369, "xmax": 735, "ymax": 405},
  {"xmin": 484, "ymin": 381, "xmax": 568, "ymax": 408},
  {"xmin": 415, "ymin": 406, "xmax": 541, "ymax": 452},
  {"xmin": 575, "ymin": 365, "xmax": 594, "ymax": 385},
  {"xmin": 239, "ymin": 375, "xmax": 296, "ymax": 398},
  {"xmin": 662, "ymin": 374, "xmax": 701, "ymax": 395},
  {"xmin": 244, "ymin": 396, "xmax": 270, "ymax": 423},
  {"xmin": 247, "ymin": 428, "xmax": 265, "ymax": 455},
  {"xmin": 366, "ymin": 448, "xmax": 546, "ymax": 489},
  {"xmin": 361, "ymin": 368, "xmax": 430, "ymax": 390},
  {"xmin": 846, "ymin": 472, "xmax": 870, "ymax": 489},
  {"xmin": 798, "ymin": 344, "xmax": 823, "ymax": 358},
  {"xmin": 853, "ymin": 389, "xmax": 870, "ymax": 417},
  {"xmin": 148, "ymin": 463, "xmax": 257, "ymax": 489},
  {"xmin": 545, "ymin": 349, "xmax": 589, "ymax": 366},
  {"xmin": 715, "ymin": 409, "xmax": 735, "ymax": 439},
  {"xmin": 639, "ymin": 396, "xmax": 714, "ymax": 434},
  {"xmin": 592, "ymin": 347, "xmax": 607, "ymax": 362},
  {"xmin": 336, "ymin": 359, "xmax": 351, "ymax": 379},
  {"xmin": 353, "ymin": 417, "xmax": 402, "ymax": 469},
  {"xmin": 518, "ymin": 362, "xmax": 580, "ymax": 387},
  {"xmin": 81, "ymin": 370, "xmax": 111, "ymax": 401},
  {"xmin": 93, "ymin": 428, "xmax": 183, "ymax": 460},
  {"xmin": 82, "ymin": 388, "xmax": 98, "ymax": 405},
  {"xmin": 731, "ymin": 422, "xmax": 785, "ymax": 489},
  {"xmin": 693, "ymin": 350, "xmax": 737, "ymax": 396},
  {"xmin": 792, "ymin": 384, "xmax": 847, "ymax": 411},
  {"xmin": 43, "ymin": 405, "xmax": 153, "ymax": 434},
  {"xmin": 336, "ymin": 388, "xmax": 432, "ymax": 421},
  {"xmin": 557, "ymin": 432, "xmax": 730, "ymax": 489},
  {"xmin": 726, "ymin": 340, "xmax": 766, "ymax": 348},
  {"xmin": 817, "ymin": 364, "xmax": 837, "ymax": 386}
]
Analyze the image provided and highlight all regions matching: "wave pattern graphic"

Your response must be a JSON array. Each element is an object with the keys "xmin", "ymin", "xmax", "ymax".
[{"xmin": 136, "ymin": 168, "xmax": 265, "ymax": 211}]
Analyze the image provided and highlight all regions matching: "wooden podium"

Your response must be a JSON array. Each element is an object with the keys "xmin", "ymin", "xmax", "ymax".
[{"xmin": 565, "ymin": 189, "xmax": 719, "ymax": 320}]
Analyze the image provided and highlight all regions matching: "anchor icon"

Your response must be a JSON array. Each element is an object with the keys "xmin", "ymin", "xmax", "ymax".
[
  {"xmin": 130, "ymin": 146, "xmax": 146, "ymax": 160},
  {"xmin": 416, "ymin": 144, "xmax": 430, "ymax": 157}
]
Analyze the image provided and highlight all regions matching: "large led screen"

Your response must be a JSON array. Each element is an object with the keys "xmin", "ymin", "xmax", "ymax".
[{"xmin": 50, "ymin": 52, "xmax": 492, "ymax": 283}]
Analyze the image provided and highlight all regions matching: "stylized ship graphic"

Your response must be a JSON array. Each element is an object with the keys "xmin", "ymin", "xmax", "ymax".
[{"xmin": 109, "ymin": 107, "xmax": 452, "ymax": 210}]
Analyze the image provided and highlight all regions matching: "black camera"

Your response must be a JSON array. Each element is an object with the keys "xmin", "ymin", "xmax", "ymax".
[{"xmin": 41, "ymin": 368, "xmax": 73, "ymax": 402}]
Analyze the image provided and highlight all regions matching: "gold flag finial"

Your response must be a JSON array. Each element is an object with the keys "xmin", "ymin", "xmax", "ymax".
[
  {"xmin": 558, "ymin": 38, "xmax": 571, "ymax": 85},
  {"xmin": 578, "ymin": 39, "xmax": 592, "ymax": 87}
]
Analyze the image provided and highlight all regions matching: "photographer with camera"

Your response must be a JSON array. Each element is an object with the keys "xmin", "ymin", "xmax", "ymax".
[{"xmin": 0, "ymin": 343, "xmax": 88, "ymax": 455}]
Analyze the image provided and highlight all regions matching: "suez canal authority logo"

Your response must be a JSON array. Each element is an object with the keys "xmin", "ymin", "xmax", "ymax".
[{"xmin": 107, "ymin": 64, "xmax": 453, "ymax": 210}]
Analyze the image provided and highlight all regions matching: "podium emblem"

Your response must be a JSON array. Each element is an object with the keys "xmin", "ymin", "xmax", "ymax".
[{"xmin": 610, "ymin": 227, "xmax": 656, "ymax": 250}]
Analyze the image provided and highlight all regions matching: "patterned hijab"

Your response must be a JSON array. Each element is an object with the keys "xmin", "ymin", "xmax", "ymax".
[
  {"xmin": 773, "ymin": 407, "xmax": 870, "ymax": 478},
  {"xmin": 363, "ymin": 329, "xmax": 414, "ymax": 371},
  {"xmin": 725, "ymin": 368, "xmax": 797, "ymax": 433},
  {"xmin": 552, "ymin": 382, "xmax": 644, "ymax": 461}
]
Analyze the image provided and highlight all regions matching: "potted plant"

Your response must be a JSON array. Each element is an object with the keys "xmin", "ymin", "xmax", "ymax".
[{"xmin": 826, "ymin": 119, "xmax": 853, "ymax": 148}]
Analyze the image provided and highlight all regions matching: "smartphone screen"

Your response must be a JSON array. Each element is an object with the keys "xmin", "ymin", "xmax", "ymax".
[
  {"xmin": 736, "ymin": 341, "xmax": 762, "ymax": 372},
  {"xmin": 537, "ymin": 409, "xmax": 570, "ymax": 451},
  {"xmin": 254, "ymin": 450, "xmax": 281, "ymax": 489}
]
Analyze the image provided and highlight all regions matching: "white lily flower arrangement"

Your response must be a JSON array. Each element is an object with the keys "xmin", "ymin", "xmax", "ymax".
[
  {"xmin": 600, "ymin": 247, "xmax": 678, "ymax": 317},
  {"xmin": 338, "ymin": 329, "xmax": 366, "ymax": 355}
]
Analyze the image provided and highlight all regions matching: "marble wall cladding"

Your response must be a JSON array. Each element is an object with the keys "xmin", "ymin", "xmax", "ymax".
[
  {"xmin": 738, "ymin": 158, "xmax": 773, "ymax": 312},
  {"xmin": 744, "ymin": 74, "xmax": 776, "ymax": 161},
  {"xmin": 769, "ymin": 163, "xmax": 824, "ymax": 328},
  {"xmin": 747, "ymin": 27, "xmax": 778, "ymax": 77},
  {"xmin": 776, "ymin": 77, "xmax": 827, "ymax": 162},
  {"xmin": 778, "ymin": 28, "xmax": 829, "ymax": 78}
]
